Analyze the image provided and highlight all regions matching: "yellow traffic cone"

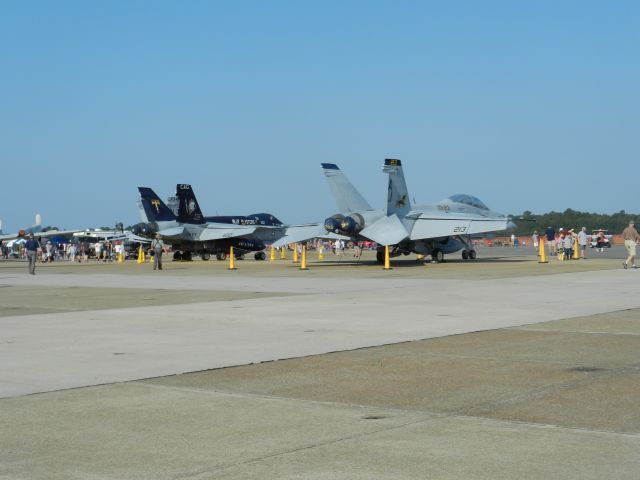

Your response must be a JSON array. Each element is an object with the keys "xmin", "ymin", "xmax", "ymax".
[
  {"xmin": 300, "ymin": 245, "xmax": 309, "ymax": 270},
  {"xmin": 318, "ymin": 245, "xmax": 324, "ymax": 260},
  {"xmin": 538, "ymin": 238, "xmax": 548, "ymax": 263},
  {"xmin": 228, "ymin": 246, "xmax": 237, "ymax": 270},
  {"xmin": 270, "ymin": 246, "xmax": 275, "ymax": 262},
  {"xmin": 572, "ymin": 239, "xmax": 579, "ymax": 260},
  {"xmin": 383, "ymin": 245, "xmax": 391, "ymax": 270},
  {"xmin": 293, "ymin": 244, "xmax": 299, "ymax": 263},
  {"xmin": 280, "ymin": 247, "xmax": 286, "ymax": 260},
  {"xmin": 118, "ymin": 252, "xmax": 124, "ymax": 264},
  {"xmin": 137, "ymin": 245, "xmax": 144, "ymax": 264}
]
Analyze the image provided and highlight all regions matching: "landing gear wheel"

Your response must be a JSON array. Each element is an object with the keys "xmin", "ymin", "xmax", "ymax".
[
  {"xmin": 200, "ymin": 253, "xmax": 210, "ymax": 261},
  {"xmin": 462, "ymin": 250, "xmax": 469, "ymax": 260},
  {"xmin": 432, "ymin": 249, "xmax": 444, "ymax": 263},
  {"xmin": 182, "ymin": 251, "xmax": 192, "ymax": 261},
  {"xmin": 468, "ymin": 249, "xmax": 476, "ymax": 260},
  {"xmin": 173, "ymin": 251, "xmax": 182, "ymax": 261},
  {"xmin": 216, "ymin": 252, "xmax": 227, "ymax": 261},
  {"xmin": 376, "ymin": 250, "xmax": 384, "ymax": 264},
  {"xmin": 255, "ymin": 251, "xmax": 266, "ymax": 261}
]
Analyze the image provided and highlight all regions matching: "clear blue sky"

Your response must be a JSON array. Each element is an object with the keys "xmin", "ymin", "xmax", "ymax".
[{"xmin": 1, "ymin": 1, "xmax": 638, "ymax": 231}]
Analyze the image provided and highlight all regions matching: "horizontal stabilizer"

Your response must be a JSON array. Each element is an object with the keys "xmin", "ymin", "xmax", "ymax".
[
  {"xmin": 359, "ymin": 214, "xmax": 408, "ymax": 246},
  {"xmin": 271, "ymin": 224, "xmax": 349, "ymax": 248}
]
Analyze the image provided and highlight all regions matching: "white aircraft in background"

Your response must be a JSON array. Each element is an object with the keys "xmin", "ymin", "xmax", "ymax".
[{"xmin": 0, "ymin": 214, "xmax": 46, "ymax": 241}]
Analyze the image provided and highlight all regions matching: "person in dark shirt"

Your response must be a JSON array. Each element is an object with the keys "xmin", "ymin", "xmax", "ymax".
[
  {"xmin": 25, "ymin": 234, "xmax": 40, "ymax": 275},
  {"xmin": 544, "ymin": 226, "xmax": 556, "ymax": 256}
]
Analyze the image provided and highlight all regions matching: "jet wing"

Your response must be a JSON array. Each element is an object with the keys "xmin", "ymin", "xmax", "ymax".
[
  {"xmin": 0, "ymin": 229, "xmax": 81, "ymax": 242},
  {"xmin": 359, "ymin": 214, "xmax": 409, "ymax": 246},
  {"xmin": 271, "ymin": 224, "xmax": 349, "ymax": 248},
  {"xmin": 157, "ymin": 227, "xmax": 186, "ymax": 238},
  {"xmin": 197, "ymin": 224, "xmax": 257, "ymax": 241},
  {"xmin": 409, "ymin": 214, "xmax": 510, "ymax": 240}
]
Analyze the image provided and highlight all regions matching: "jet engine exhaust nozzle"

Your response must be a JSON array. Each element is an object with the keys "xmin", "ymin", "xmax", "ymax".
[
  {"xmin": 339, "ymin": 214, "xmax": 364, "ymax": 234},
  {"xmin": 324, "ymin": 214, "xmax": 345, "ymax": 233},
  {"xmin": 131, "ymin": 222, "xmax": 158, "ymax": 238}
]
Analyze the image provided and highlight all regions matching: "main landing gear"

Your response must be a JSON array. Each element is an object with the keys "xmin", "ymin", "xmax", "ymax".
[
  {"xmin": 431, "ymin": 249, "xmax": 444, "ymax": 263},
  {"xmin": 173, "ymin": 251, "xmax": 193, "ymax": 261},
  {"xmin": 461, "ymin": 249, "xmax": 476, "ymax": 260}
]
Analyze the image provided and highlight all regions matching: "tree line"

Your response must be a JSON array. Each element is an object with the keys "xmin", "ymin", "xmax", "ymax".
[{"xmin": 510, "ymin": 209, "xmax": 638, "ymax": 236}]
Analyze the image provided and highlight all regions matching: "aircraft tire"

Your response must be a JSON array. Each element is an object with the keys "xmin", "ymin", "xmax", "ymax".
[
  {"xmin": 255, "ymin": 252, "xmax": 266, "ymax": 261},
  {"xmin": 432, "ymin": 249, "xmax": 444, "ymax": 263},
  {"xmin": 376, "ymin": 250, "xmax": 384, "ymax": 264},
  {"xmin": 216, "ymin": 252, "xmax": 227, "ymax": 261},
  {"xmin": 201, "ymin": 253, "xmax": 210, "ymax": 261},
  {"xmin": 468, "ymin": 249, "xmax": 477, "ymax": 260},
  {"xmin": 173, "ymin": 251, "xmax": 182, "ymax": 261},
  {"xmin": 462, "ymin": 250, "xmax": 469, "ymax": 260}
]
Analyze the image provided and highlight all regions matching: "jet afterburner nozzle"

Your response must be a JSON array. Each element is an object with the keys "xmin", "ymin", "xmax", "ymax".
[
  {"xmin": 339, "ymin": 213, "xmax": 364, "ymax": 234},
  {"xmin": 131, "ymin": 222, "xmax": 158, "ymax": 238},
  {"xmin": 324, "ymin": 214, "xmax": 345, "ymax": 233}
]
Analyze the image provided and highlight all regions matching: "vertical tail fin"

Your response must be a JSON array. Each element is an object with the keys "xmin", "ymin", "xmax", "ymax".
[
  {"xmin": 138, "ymin": 187, "xmax": 177, "ymax": 222},
  {"xmin": 175, "ymin": 184, "xmax": 205, "ymax": 224},
  {"xmin": 382, "ymin": 159, "xmax": 411, "ymax": 217},
  {"xmin": 30, "ymin": 214, "xmax": 43, "ymax": 234},
  {"xmin": 321, "ymin": 163, "xmax": 372, "ymax": 214}
]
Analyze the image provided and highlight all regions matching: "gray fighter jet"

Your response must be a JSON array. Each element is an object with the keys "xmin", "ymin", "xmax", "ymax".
[{"xmin": 279, "ymin": 159, "xmax": 513, "ymax": 263}]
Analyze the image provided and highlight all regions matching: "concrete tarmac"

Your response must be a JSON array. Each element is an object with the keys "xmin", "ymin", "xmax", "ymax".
[{"xmin": 0, "ymin": 249, "xmax": 638, "ymax": 479}]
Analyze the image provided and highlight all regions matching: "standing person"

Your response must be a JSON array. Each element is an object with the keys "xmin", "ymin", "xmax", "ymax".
[
  {"xmin": 577, "ymin": 227, "xmax": 588, "ymax": 259},
  {"xmin": 556, "ymin": 232, "xmax": 564, "ymax": 259},
  {"xmin": 45, "ymin": 241, "xmax": 53, "ymax": 263},
  {"xmin": 151, "ymin": 233, "xmax": 164, "ymax": 270},
  {"xmin": 563, "ymin": 231, "xmax": 573, "ymax": 260},
  {"xmin": 25, "ymin": 234, "xmax": 39, "ymax": 275},
  {"xmin": 622, "ymin": 221, "xmax": 640, "ymax": 269},
  {"xmin": 104, "ymin": 240, "xmax": 113, "ymax": 262},
  {"xmin": 531, "ymin": 231, "xmax": 539, "ymax": 251},
  {"xmin": 544, "ymin": 226, "xmax": 556, "ymax": 256}
]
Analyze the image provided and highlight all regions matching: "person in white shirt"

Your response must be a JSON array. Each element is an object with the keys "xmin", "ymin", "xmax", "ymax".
[{"xmin": 577, "ymin": 227, "xmax": 588, "ymax": 259}]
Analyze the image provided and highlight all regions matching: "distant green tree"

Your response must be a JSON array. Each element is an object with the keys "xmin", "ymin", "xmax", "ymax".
[{"xmin": 512, "ymin": 210, "xmax": 638, "ymax": 236}]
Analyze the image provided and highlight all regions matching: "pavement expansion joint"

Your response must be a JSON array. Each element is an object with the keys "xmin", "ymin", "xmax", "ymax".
[
  {"xmin": 179, "ymin": 418, "xmax": 430, "ymax": 480},
  {"xmin": 136, "ymin": 380, "xmax": 640, "ymax": 441},
  {"xmin": 457, "ymin": 366, "xmax": 634, "ymax": 419},
  {"xmin": 513, "ymin": 327, "xmax": 640, "ymax": 337}
]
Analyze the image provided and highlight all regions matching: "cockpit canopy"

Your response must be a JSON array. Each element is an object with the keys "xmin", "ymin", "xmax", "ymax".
[{"xmin": 448, "ymin": 194, "xmax": 489, "ymax": 211}]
